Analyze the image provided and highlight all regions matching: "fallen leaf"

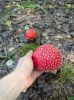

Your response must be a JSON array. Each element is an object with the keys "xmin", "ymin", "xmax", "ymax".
[
  {"xmin": 65, "ymin": 34, "xmax": 71, "ymax": 39},
  {"xmin": 5, "ymin": 20, "xmax": 12, "ymax": 27},
  {"xmin": 55, "ymin": 34, "xmax": 63, "ymax": 40},
  {"xmin": 66, "ymin": 4, "xmax": 72, "ymax": 8},
  {"xmin": 42, "ymin": 33, "xmax": 47, "ymax": 37},
  {"xmin": 67, "ymin": 53, "xmax": 74, "ymax": 62}
]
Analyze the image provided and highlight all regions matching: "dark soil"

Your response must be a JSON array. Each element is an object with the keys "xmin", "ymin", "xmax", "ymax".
[{"xmin": 0, "ymin": 0, "xmax": 74, "ymax": 100}]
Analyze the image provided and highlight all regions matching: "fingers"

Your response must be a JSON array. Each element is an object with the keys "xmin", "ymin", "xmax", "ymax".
[
  {"xmin": 32, "ymin": 70, "xmax": 43, "ymax": 80},
  {"xmin": 26, "ymin": 50, "xmax": 33, "ymax": 58},
  {"xmin": 22, "ymin": 70, "xmax": 43, "ymax": 93}
]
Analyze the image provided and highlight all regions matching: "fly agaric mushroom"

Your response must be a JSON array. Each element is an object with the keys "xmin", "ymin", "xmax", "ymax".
[
  {"xmin": 25, "ymin": 28, "xmax": 37, "ymax": 40},
  {"xmin": 32, "ymin": 44, "xmax": 63, "ymax": 72}
]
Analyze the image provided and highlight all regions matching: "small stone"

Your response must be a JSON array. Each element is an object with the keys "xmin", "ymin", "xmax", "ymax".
[
  {"xmin": 56, "ymin": 13, "xmax": 61, "ymax": 16},
  {"xmin": 6, "ymin": 60, "xmax": 13, "ymax": 67},
  {"xmin": 13, "ymin": 2, "xmax": 15, "ymax": 4},
  {"xmin": 42, "ymin": 33, "xmax": 47, "ymax": 37},
  {"xmin": 45, "ymin": 36, "xmax": 49, "ymax": 40},
  {"xmin": 57, "ymin": 43, "xmax": 62, "ymax": 47},
  {"xmin": 8, "ymin": 47, "xmax": 15, "ymax": 52},
  {"xmin": 24, "ymin": 25, "xmax": 29, "ymax": 30},
  {"xmin": 46, "ymin": 40, "xmax": 51, "ymax": 43}
]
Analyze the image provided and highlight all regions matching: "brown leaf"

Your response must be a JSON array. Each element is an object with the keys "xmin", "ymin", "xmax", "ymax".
[
  {"xmin": 67, "ymin": 53, "xmax": 74, "ymax": 62},
  {"xmin": 55, "ymin": 34, "xmax": 63, "ymax": 40},
  {"xmin": 65, "ymin": 35, "xmax": 71, "ymax": 39}
]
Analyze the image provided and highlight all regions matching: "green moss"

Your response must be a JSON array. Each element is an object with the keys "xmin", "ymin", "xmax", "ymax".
[
  {"xmin": 61, "ymin": 61, "xmax": 74, "ymax": 82},
  {"xmin": 21, "ymin": 1, "xmax": 36, "ymax": 9},
  {"xmin": 68, "ymin": 97, "xmax": 74, "ymax": 100},
  {"xmin": 19, "ymin": 44, "xmax": 39, "ymax": 56}
]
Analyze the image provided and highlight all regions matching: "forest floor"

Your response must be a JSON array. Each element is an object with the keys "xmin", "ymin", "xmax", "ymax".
[{"xmin": 0, "ymin": 0, "xmax": 74, "ymax": 100}]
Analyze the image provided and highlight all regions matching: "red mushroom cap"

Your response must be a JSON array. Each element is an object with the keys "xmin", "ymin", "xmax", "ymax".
[
  {"xmin": 25, "ymin": 28, "xmax": 37, "ymax": 40},
  {"xmin": 32, "ymin": 44, "xmax": 63, "ymax": 72}
]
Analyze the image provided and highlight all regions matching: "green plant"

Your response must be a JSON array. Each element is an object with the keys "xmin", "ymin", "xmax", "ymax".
[
  {"xmin": 68, "ymin": 97, "xmax": 74, "ymax": 100},
  {"xmin": 21, "ymin": 1, "xmax": 47, "ymax": 14},
  {"xmin": 44, "ymin": 0, "xmax": 49, "ymax": 4},
  {"xmin": 20, "ymin": 1, "xmax": 36, "ymax": 10},
  {"xmin": 61, "ymin": 61, "xmax": 74, "ymax": 82},
  {"xmin": 19, "ymin": 44, "xmax": 39, "ymax": 56},
  {"xmin": 63, "ymin": 3, "xmax": 72, "ymax": 14},
  {"xmin": 0, "ymin": 49, "xmax": 16, "ymax": 61}
]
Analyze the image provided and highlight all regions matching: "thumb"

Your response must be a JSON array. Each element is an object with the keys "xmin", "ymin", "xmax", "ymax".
[{"xmin": 26, "ymin": 50, "xmax": 33, "ymax": 58}]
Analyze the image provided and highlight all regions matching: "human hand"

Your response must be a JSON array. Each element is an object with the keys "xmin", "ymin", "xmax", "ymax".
[{"xmin": 15, "ymin": 51, "xmax": 42, "ymax": 91}]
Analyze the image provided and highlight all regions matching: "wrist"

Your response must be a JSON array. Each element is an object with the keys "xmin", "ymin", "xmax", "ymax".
[
  {"xmin": 14, "ymin": 69, "xmax": 25, "ymax": 80},
  {"xmin": 14, "ymin": 69, "xmax": 28, "ymax": 91}
]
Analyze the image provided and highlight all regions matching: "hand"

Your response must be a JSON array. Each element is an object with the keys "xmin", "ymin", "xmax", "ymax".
[
  {"xmin": 0, "ymin": 51, "xmax": 42, "ymax": 100},
  {"xmin": 15, "ymin": 51, "xmax": 42, "ymax": 91}
]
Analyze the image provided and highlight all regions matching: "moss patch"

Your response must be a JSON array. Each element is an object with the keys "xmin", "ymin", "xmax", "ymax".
[{"xmin": 19, "ymin": 44, "xmax": 39, "ymax": 56}]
